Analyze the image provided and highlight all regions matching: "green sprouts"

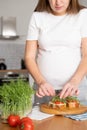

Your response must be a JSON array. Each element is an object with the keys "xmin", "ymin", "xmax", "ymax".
[{"xmin": 0, "ymin": 78, "xmax": 34, "ymax": 118}]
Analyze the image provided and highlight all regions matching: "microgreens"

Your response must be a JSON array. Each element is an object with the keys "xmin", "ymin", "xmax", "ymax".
[{"xmin": 0, "ymin": 78, "xmax": 34, "ymax": 119}]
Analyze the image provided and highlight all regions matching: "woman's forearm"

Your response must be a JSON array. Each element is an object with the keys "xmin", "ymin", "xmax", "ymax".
[
  {"xmin": 25, "ymin": 57, "xmax": 46, "ymax": 85},
  {"xmin": 25, "ymin": 40, "xmax": 47, "ymax": 85}
]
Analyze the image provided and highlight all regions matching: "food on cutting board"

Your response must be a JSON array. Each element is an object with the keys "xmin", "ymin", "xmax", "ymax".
[
  {"xmin": 49, "ymin": 96, "xmax": 66, "ymax": 109},
  {"xmin": 48, "ymin": 96, "xmax": 80, "ymax": 109},
  {"xmin": 66, "ymin": 96, "xmax": 80, "ymax": 108},
  {"xmin": 40, "ymin": 96, "xmax": 87, "ymax": 115}
]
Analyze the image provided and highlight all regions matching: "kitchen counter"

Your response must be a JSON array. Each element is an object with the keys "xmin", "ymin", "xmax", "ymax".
[
  {"xmin": 0, "ymin": 69, "xmax": 28, "ymax": 76},
  {"xmin": 0, "ymin": 69, "xmax": 28, "ymax": 73},
  {"xmin": 0, "ymin": 69, "xmax": 29, "ymax": 85},
  {"xmin": 1, "ymin": 103, "xmax": 87, "ymax": 130},
  {"xmin": 0, "ymin": 116, "xmax": 87, "ymax": 130}
]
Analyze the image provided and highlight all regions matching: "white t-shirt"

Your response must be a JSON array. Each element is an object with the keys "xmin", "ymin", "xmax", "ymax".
[{"xmin": 27, "ymin": 9, "xmax": 87, "ymax": 93}]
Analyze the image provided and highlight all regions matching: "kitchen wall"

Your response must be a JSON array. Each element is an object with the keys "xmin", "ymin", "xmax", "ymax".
[
  {"xmin": 79, "ymin": 0, "xmax": 87, "ymax": 6},
  {"xmin": 0, "ymin": 0, "xmax": 38, "ymax": 71},
  {"xmin": 0, "ymin": 0, "xmax": 38, "ymax": 36}
]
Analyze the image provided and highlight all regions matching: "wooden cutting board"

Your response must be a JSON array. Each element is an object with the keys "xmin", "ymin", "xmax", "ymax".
[{"xmin": 40, "ymin": 104, "xmax": 87, "ymax": 115}]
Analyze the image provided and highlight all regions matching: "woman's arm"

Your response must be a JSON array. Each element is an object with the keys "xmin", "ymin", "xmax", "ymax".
[
  {"xmin": 25, "ymin": 40, "xmax": 46, "ymax": 84},
  {"xmin": 60, "ymin": 37, "xmax": 87, "ymax": 98},
  {"xmin": 25, "ymin": 40, "xmax": 55, "ymax": 97}
]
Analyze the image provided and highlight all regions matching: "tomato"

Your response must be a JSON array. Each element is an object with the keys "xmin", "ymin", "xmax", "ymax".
[
  {"xmin": 19, "ymin": 121, "xmax": 34, "ymax": 130},
  {"xmin": 18, "ymin": 117, "xmax": 34, "ymax": 130},
  {"xmin": 55, "ymin": 101, "xmax": 63, "ymax": 104},
  {"xmin": 18, "ymin": 117, "xmax": 33, "ymax": 125},
  {"xmin": 7, "ymin": 115, "xmax": 20, "ymax": 127}
]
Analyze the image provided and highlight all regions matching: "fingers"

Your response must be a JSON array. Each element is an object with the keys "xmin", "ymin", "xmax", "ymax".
[
  {"xmin": 36, "ymin": 91, "xmax": 43, "ymax": 98},
  {"xmin": 60, "ymin": 85, "xmax": 70, "ymax": 98},
  {"xmin": 75, "ymin": 89, "xmax": 80, "ymax": 95},
  {"xmin": 41, "ymin": 87, "xmax": 52, "ymax": 96},
  {"xmin": 36, "ymin": 83, "xmax": 55, "ymax": 98},
  {"xmin": 60, "ymin": 83, "xmax": 79, "ymax": 99},
  {"xmin": 36, "ymin": 81, "xmax": 79, "ymax": 98}
]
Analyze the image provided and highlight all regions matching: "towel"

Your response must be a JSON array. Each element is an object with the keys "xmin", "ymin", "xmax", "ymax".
[
  {"xmin": 65, "ymin": 101, "xmax": 87, "ymax": 121},
  {"xmin": 28, "ymin": 106, "xmax": 54, "ymax": 120},
  {"xmin": 65, "ymin": 112, "xmax": 87, "ymax": 121}
]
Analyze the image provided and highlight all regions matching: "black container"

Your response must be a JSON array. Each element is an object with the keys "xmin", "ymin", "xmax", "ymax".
[
  {"xmin": 21, "ymin": 59, "xmax": 26, "ymax": 69},
  {"xmin": 0, "ymin": 59, "xmax": 7, "ymax": 70}
]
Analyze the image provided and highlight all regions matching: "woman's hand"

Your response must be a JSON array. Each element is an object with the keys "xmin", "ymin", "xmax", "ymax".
[
  {"xmin": 60, "ymin": 79, "xmax": 80, "ymax": 98},
  {"xmin": 36, "ymin": 82, "xmax": 55, "ymax": 98}
]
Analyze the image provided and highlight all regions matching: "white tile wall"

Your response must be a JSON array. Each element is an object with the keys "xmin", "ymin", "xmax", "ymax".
[{"xmin": 0, "ymin": 42, "xmax": 25, "ymax": 69}]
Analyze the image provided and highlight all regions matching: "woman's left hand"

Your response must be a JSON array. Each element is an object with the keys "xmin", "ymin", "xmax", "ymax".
[{"xmin": 59, "ymin": 79, "xmax": 80, "ymax": 98}]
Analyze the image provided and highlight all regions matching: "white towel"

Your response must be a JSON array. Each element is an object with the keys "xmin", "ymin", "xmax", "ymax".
[
  {"xmin": 65, "ymin": 112, "xmax": 87, "ymax": 121},
  {"xmin": 65, "ymin": 100, "xmax": 87, "ymax": 121},
  {"xmin": 28, "ymin": 106, "xmax": 54, "ymax": 120}
]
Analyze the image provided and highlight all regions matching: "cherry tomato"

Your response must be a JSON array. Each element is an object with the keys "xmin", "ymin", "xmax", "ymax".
[
  {"xmin": 19, "ymin": 121, "xmax": 34, "ymax": 130},
  {"xmin": 55, "ymin": 101, "xmax": 63, "ymax": 104},
  {"xmin": 18, "ymin": 117, "xmax": 34, "ymax": 130},
  {"xmin": 19, "ymin": 117, "xmax": 33, "ymax": 125},
  {"xmin": 7, "ymin": 115, "xmax": 20, "ymax": 127}
]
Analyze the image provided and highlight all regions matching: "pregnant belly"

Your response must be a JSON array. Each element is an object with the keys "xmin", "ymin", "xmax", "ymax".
[{"xmin": 37, "ymin": 48, "xmax": 81, "ymax": 86}]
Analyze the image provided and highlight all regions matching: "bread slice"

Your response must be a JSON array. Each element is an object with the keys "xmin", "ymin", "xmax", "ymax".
[
  {"xmin": 49, "ymin": 101, "xmax": 66, "ymax": 109},
  {"xmin": 48, "ymin": 96, "xmax": 66, "ymax": 109},
  {"xmin": 66, "ymin": 96, "xmax": 80, "ymax": 108}
]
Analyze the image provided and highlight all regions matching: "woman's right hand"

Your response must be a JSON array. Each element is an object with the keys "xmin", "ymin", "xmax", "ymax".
[{"xmin": 36, "ymin": 82, "xmax": 55, "ymax": 98}]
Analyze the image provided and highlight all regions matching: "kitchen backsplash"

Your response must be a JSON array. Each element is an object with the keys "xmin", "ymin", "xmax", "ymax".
[{"xmin": 0, "ymin": 42, "xmax": 25, "ymax": 70}]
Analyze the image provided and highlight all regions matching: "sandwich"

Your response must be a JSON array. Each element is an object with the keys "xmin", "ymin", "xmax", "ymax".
[
  {"xmin": 49, "ymin": 95, "xmax": 66, "ymax": 109},
  {"xmin": 49, "ymin": 95, "xmax": 80, "ymax": 109},
  {"xmin": 65, "ymin": 96, "xmax": 80, "ymax": 108}
]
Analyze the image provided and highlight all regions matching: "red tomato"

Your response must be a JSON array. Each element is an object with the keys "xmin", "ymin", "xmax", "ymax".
[
  {"xmin": 18, "ymin": 117, "xmax": 34, "ymax": 130},
  {"xmin": 55, "ymin": 101, "xmax": 63, "ymax": 104},
  {"xmin": 7, "ymin": 115, "xmax": 20, "ymax": 127},
  {"xmin": 19, "ymin": 119, "xmax": 34, "ymax": 130},
  {"xmin": 19, "ymin": 117, "xmax": 33, "ymax": 125}
]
